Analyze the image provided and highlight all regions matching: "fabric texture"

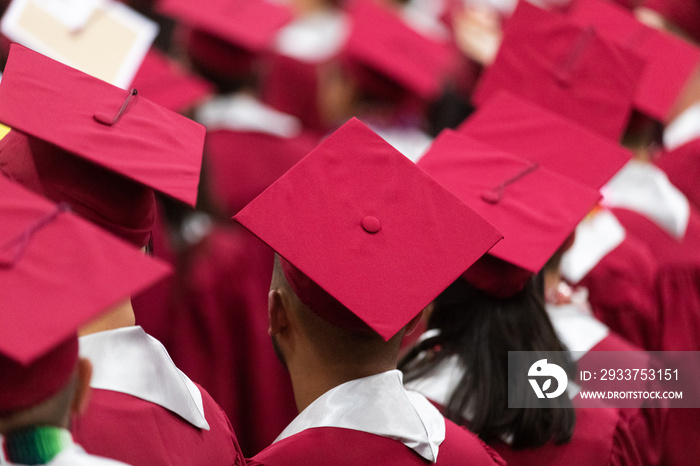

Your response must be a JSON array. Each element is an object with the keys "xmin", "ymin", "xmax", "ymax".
[
  {"xmin": 656, "ymin": 138, "xmax": 700, "ymax": 211},
  {"xmin": 251, "ymin": 370, "xmax": 504, "ymax": 465},
  {"xmin": 0, "ymin": 44, "xmax": 205, "ymax": 207},
  {"xmin": 164, "ymin": 225, "xmax": 298, "ymax": 456},
  {"xmin": 250, "ymin": 422, "xmax": 505, "ymax": 466},
  {"xmin": 474, "ymin": 1, "xmax": 642, "ymax": 140},
  {"xmin": 72, "ymin": 328, "xmax": 245, "ymax": 466}
]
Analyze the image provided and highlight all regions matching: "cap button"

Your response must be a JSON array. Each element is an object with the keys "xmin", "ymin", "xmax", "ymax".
[{"xmin": 361, "ymin": 216, "xmax": 381, "ymax": 234}]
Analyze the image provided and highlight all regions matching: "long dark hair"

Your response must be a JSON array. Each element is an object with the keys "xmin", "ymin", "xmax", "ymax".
[{"xmin": 400, "ymin": 273, "xmax": 576, "ymax": 449}]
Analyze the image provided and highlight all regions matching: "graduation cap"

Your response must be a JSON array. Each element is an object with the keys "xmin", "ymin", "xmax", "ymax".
[
  {"xmin": 473, "ymin": 1, "xmax": 645, "ymax": 140},
  {"xmin": 158, "ymin": 0, "xmax": 293, "ymax": 53},
  {"xmin": 342, "ymin": 0, "xmax": 454, "ymax": 101},
  {"xmin": 568, "ymin": 0, "xmax": 700, "ymax": 123},
  {"xmin": 0, "ymin": 176, "xmax": 171, "ymax": 413},
  {"xmin": 458, "ymin": 91, "xmax": 632, "ymax": 190},
  {"xmin": 0, "ymin": 0, "xmax": 158, "ymax": 89},
  {"xmin": 234, "ymin": 118, "xmax": 502, "ymax": 341},
  {"xmin": 418, "ymin": 130, "xmax": 601, "ymax": 297},
  {"xmin": 0, "ymin": 45, "xmax": 205, "ymax": 245}
]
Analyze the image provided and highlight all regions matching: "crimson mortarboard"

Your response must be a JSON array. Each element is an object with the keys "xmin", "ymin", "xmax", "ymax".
[
  {"xmin": 473, "ymin": 1, "xmax": 645, "ymax": 140},
  {"xmin": 234, "ymin": 118, "xmax": 502, "ymax": 341},
  {"xmin": 458, "ymin": 92, "xmax": 631, "ymax": 190},
  {"xmin": 342, "ymin": 0, "xmax": 454, "ymax": 101},
  {"xmin": 0, "ymin": 44, "xmax": 205, "ymax": 207},
  {"xmin": 157, "ymin": 0, "xmax": 292, "ymax": 52},
  {"xmin": 569, "ymin": 0, "xmax": 700, "ymax": 123},
  {"xmin": 418, "ymin": 130, "xmax": 601, "ymax": 297},
  {"xmin": 0, "ymin": 176, "xmax": 171, "ymax": 412}
]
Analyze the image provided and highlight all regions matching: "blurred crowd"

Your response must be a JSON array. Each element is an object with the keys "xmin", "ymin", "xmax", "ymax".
[{"xmin": 1, "ymin": 0, "xmax": 700, "ymax": 465}]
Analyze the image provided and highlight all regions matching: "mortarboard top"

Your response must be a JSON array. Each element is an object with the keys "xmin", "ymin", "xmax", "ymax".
[
  {"xmin": 418, "ymin": 130, "xmax": 601, "ymax": 297},
  {"xmin": 157, "ymin": 0, "xmax": 293, "ymax": 52},
  {"xmin": 130, "ymin": 48, "xmax": 214, "ymax": 114},
  {"xmin": 0, "ymin": 0, "xmax": 158, "ymax": 89},
  {"xmin": 0, "ymin": 176, "xmax": 171, "ymax": 411},
  {"xmin": 0, "ymin": 44, "xmax": 205, "ymax": 207},
  {"xmin": 234, "ymin": 118, "xmax": 502, "ymax": 341},
  {"xmin": 473, "ymin": 0, "xmax": 645, "ymax": 141},
  {"xmin": 569, "ymin": 0, "xmax": 700, "ymax": 123},
  {"xmin": 458, "ymin": 91, "xmax": 632, "ymax": 190},
  {"xmin": 342, "ymin": 0, "xmax": 454, "ymax": 101}
]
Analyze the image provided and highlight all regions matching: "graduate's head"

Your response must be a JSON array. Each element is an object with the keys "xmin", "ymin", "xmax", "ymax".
[
  {"xmin": 336, "ymin": 0, "xmax": 454, "ymax": 125},
  {"xmin": 0, "ymin": 45, "xmax": 205, "ymax": 248},
  {"xmin": 233, "ymin": 117, "xmax": 501, "ymax": 371},
  {"xmin": 400, "ymin": 272, "xmax": 577, "ymax": 450},
  {"xmin": 160, "ymin": 0, "xmax": 295, "ymax": 95},
  {"xmin": 0, "ymin": 176, "xmax": 171, "ymax": 429},
  {"xmin": 267, "ymin": 255, "xmax": 411, "ymax": 372},
  {"xmin": 0, "ymin": 337, "xmax": 92, "ymax": 434},
  {"xmin": 417, "ymin": 130, "xmax": 608, "ymax": 298}
]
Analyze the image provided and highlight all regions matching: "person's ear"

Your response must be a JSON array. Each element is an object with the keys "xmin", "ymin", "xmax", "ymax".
[
  {"xmin": 71, "ymin": 358, "xmax": 93, "ymax": 417},
  {"xmin": 268, "ymin": 289, "xmax": 290, "ymax": 337},
  {"xmin": 405, "ymin": 305, "xmax": 430, "ymax": 336}
]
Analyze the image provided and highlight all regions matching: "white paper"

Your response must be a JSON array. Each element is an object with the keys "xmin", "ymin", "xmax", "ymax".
[{"xmin": 1, "ymin": 0, "xmax": 158, "ymax": 88}]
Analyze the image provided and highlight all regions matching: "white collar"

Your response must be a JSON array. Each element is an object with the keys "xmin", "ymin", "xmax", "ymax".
[
  {"xmin": 545, "ymin": 301, "xmax": 609, "ymax": 358},
  {"xmin": 664, "ymin": 102, "xmax": 700, "ymax": 151},
  {"xmin": 602, "ymin": 160, "xmax": 690, "ymax": 238},
  {"xmin": 274, "ymin": 10, "xmax": 349, "ymax": 63},
  {"xmin": 195, "ymin": 93, "xmax": 301, "ymax": 138},
  {"xmin": 560, "ymin": 209, "xmax": 626, "ymax": 284},
  {"xmin": 79, "ymin": 326, "xmax": 210, "ymax": 430},
  {"xmin": 371, "ymin": 125, "xmax": 434, "ymax": 163},
  {"xmin": 276, "ymin": 370, "xmax": 445, "ymax": 463},
  {"xmin": 401, "ymin": 0, "xmax": 450, "ymax": 41}
]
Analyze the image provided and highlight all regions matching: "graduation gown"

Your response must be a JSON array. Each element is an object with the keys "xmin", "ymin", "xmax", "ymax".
[
  {"xmin": 546, "ymin": 296, "xmax": 666, "ymax": 466},
  {"xmin": 657, "ymin": 103, "xmax": 700, "ymax": 210},
  {"xmin": 195, "ymin": 93, "xmax": 319, "ymax": 216},
  {"xmin": 261, "ymin": 10, "xmax": 349, "ymax": 134},
  {"xmin": 656, "ymin": 138, "xmax": 700, "ymax": 211},
  {"xmin": 72, "ymin": 327, "xmax": 245, "ymax": 466},
  {"xmin": 560, "ymin": 208, "xmax": 661, "ymax": 350},
  {"xmin": 603, "ymin": 160, "xmax": 700, "ymax": 351},
  {"xmin": 406, "ymin": 343, "xmax": 642, "ymax": 465},
  {"xmin": 597, "ymin": 161, "xmax": 700, "ymax": 465},
  {"xmin": 250, "ymin": 370, "xmax": 505, "ymax": 466},
  {"xmin": 165, "ymin": 224, "xmax": 298, "ymax": 456}
]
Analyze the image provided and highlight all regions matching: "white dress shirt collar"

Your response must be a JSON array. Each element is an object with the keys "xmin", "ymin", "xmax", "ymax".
[
  {"xmin": 560, "ymin": 209, "xmax": 626, "ymax": 284},
  {"xmin": 276, "ymin": 370, "xmax": 445, "ymax": 463},
  {"xmin": 195, "ymin": 93, "xmax": 302, "ymax": 138},
  {"xmin": 602, "ymin": 160, "xmax": 690, "ymax": 238},
  {"xmin": 79, "ymin": 326, "xmax": 209, "ymax": 430},
  {"xmin": 664, "ymin": 102, "xmax": 700, "ymax": 151}
]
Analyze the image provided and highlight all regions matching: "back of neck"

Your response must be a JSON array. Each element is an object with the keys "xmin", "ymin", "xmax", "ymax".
[{"xmin": 78, "ymin": 298, "xmax": 135, "ymax": 336}]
